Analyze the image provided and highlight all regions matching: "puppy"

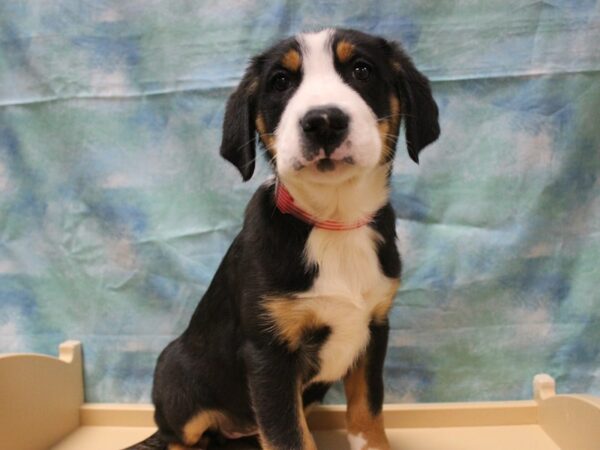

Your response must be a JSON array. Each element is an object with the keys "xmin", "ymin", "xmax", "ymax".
[{"xmin": 131, "ymin": 28, "xmax": 439, "ymax": 450}]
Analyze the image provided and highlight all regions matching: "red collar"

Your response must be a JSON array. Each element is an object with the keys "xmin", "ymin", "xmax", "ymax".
[{"xmin": 274, "ymin": 181, "xmax": 373, "ymax": 231}]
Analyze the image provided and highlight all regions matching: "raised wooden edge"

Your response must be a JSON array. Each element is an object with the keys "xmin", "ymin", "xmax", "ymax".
[
  {"xmin": 80, "ymin": 400, "xmax": 540, "ymax": 430},
  {"xmin": 81, "ymin": 404, "xmax": 155, "ymax": 427},
  {"xmin": 0, "ymin": 340, "xmax": 83, "ymax": 450},
  {"xmin": 0, "ymin": 340, "xmax": 82, "ymax": 365},
  {"xmin": 538, "ymin": 394, "xmax": 600, "ymax": 450}
]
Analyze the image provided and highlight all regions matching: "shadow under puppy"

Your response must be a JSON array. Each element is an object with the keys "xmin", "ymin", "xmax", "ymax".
[{"xmin": 129, "ymin": 27, "xmax": 439, "ymax": 450}]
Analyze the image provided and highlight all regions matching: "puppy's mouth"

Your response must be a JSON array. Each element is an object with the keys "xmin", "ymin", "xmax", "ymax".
[
  {"xmin": 315, "ymin": 156, "xmax": 355, "ymax": 172},
  {"xmin": 293, "ymin": 154, "xmax": 355, "ymax": 172}
]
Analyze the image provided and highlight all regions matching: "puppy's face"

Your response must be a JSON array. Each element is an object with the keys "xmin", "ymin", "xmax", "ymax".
[{"xmin": 221, "ymin": 29, "xmax": 439, "ymax": 184}]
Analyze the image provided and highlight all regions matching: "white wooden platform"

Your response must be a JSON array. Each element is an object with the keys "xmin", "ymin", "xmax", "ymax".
[{"xmin": 1, "ymin": 341, "xmax": 599, "ymax": 450}]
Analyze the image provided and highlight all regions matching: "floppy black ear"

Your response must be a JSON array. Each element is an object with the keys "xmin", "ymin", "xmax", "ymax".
[
  {"xmin": 387, "ymin": 42, "xmax": 440, "ymax": 163},
  {"xmin": 220, "ymin": 59, "xmax": 260, "ymax": 181}
]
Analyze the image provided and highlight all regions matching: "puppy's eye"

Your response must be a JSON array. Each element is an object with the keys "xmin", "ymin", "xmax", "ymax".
[
  {"xmin": 352, "ymin": 61, "xmax": 372, "ymax": 81},
  {"xmin": 271, "ymin": 72, "xmax": 291, "ymax": 91}
]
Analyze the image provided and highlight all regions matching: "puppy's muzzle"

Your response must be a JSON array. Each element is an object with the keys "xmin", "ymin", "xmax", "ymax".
[{"xmin": 300, "ymin": 106, "xmax": 349, "ymax": 159}]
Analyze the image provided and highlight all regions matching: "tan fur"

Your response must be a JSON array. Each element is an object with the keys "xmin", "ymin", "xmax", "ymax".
[
  {"xmin": 378, "ymin": 95, "xmax": 402, "ymax": 164},
  {"xmin": 371, "ymin": 278, "xmax": 400, "ymax": 324},
  {"xmin": 181, "ymin": 410, "xmax": 227, "ymax": 446},
  {"xmin": 377, "ymin": 120, "xmax": 390, "ymax": 162},
  {"xmin": 256, "ymin": 114, "xmax": 276, "ymax": 154},
  {"xmin": 168, "ymin": 445, "xmax": 190, "ymax": 450},
  {"xmin": 336, "ymin": 40, "xmax": 355, "ymax": 63},
  {"xmin": 263, "ymin": 297, "xmax": 322, "ymax": 350},
  {"xmin": 345, "ymin": 361, "xmax": 391, "ymax": 450},
  {"xmin": 298, "ymin": 388, "xmax": 318, "ymax": 450},
  {"xmin": 282, "ymin": 49, "xmax": 302, "ymax": 72}
]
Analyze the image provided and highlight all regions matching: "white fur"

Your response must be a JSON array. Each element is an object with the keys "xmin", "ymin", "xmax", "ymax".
[
  {"xmin": 275, "ymin": 29, "xmax": 382, "ymax": 181},
  {"xmin": 273, "ymin": 32, "xmax": 396, "ymax": 384},
  {"xmin": 297, "ymin": 225, "xmax": 397, "ymax": 383},
  {"xmin": 348, "ymin": 433, "xmax": 368, "ymax": 450},
  {"xmin": 348, "ymin": 432, "xmax": 382, "ymax": 450},
  {"xmin": 282, "ymin": 163, "xmax": 389, "ymax": 224}
]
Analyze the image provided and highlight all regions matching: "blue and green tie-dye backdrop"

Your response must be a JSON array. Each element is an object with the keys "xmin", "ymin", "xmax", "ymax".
[{"xmin": 1, "ymin": 1, "xmax": 599, "ymax": 404}]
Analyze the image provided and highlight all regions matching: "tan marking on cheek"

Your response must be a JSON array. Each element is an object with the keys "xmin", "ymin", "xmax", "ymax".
[
  {"xmin": 256, "ymin": 113, "xmax": 276, "ymax": 154},
  {"xmin": 281, "ymin": 49, "xmax": 302, "ymax": 72},
  {"xmin": 262, "ymin": 298, "xmax": 322, "ymax": 350},
  {"xmin": 378, "ymin": 95, "xmax": 402, "ymax": 164},
  {"xmin": 378, "ymin": 120, "xmax": 392, "ymax": 163},
  {"xmin": 372, "ymin": 278, "xmax": 400, "ymax": 324},
  {"xmin": 182, "ymin": 410, "xmax": 226, "ymax": 446},
  {"xmin": 345, "ymin": 362, "xmax": 391, "ymax": 450},
  {"xmin": 336, "ymin": 40, "xmax": 355, "ymax": 63},
  {"xmin": 389, "ymin": 94, "xmax": 401, "ymax": 126}
]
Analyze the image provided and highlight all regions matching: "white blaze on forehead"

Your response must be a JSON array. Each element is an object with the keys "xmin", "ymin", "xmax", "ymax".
[{"xmin": 298, "ymin": 29, "xmax": 336, "ymax": 83}]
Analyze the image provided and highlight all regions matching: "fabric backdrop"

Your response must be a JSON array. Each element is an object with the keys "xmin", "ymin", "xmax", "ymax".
[{"xmin": 1, "ymin": 1, "xmax": 599, "ymax": 404}]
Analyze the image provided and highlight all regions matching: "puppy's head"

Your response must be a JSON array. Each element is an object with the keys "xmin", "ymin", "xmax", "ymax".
[{"xmin": 220, "ymin": 28, "xmax": 439, "ymax": 184}]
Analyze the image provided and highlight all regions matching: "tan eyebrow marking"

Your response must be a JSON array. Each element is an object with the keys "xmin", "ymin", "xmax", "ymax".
[
  {"xmin": 336, "ymin": 40, "xmax": 355, "ymax": 63},
  {"xmin": 281, "ymin": 49, "xmax": 302, "ymax": 72}
]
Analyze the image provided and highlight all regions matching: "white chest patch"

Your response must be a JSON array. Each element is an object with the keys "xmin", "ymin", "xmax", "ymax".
[{"xmin": 298, "ymin": 226, "xmax": 396, "ymax": 383}]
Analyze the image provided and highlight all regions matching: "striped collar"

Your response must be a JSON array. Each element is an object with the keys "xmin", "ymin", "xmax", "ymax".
[{"xmin": 274, "ymin": 181, "xmax": 373, "ymax": 231}]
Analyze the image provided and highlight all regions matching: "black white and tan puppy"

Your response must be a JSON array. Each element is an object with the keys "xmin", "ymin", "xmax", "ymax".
[{"xmin": 130, "ymin": 28, "xmax": 439, "ymax": 450}]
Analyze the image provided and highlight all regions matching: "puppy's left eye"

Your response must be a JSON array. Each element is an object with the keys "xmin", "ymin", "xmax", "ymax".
[
  {"xmin": 352, "ymin": 61, "xmax": 372, "ymax": 81},
  {"xmin": 271, "ymin": 72, "xmax": 291, "ymax": 91}
]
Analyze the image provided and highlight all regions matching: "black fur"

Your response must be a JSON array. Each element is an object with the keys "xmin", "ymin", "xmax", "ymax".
[
  {"xmin": 383, "ymin": 40, "xmax": 441, "ymax": 163},
  {"xmin": 220, "ymin": 61, "xmax": 259, "ymax": 181},
  {"xmin": 365, "ymin": 320, "xmax": 390, "ymax": 416},
  {"xmin": 332, "ymin": 28, "xmax": 440, "ymax": 164}
]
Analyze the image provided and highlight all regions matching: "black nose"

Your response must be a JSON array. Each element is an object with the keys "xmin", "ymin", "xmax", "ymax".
[{"xmin": 300, "ymin": 106, "xmax": 349, "ymax": 156}]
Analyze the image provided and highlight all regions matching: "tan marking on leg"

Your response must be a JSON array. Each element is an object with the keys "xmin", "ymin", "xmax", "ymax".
[
  {"xmin": 336, "ymin": 40, "xmax": 355, "ymax": 63},
  {"xmin": 262, "ymin": 297, "xmax": 321, "ymax": 350},
  {"xmin": 372, "ymin": 278, "xmax": 400, "ymax": 324},
  {"xmin": 182, "ymin": 409, "xmax": 227, "ymax": 446},
  {"xmin": 281, "ymin": 49, "xmax": 302, "ymax": 72},
  {"xmin": 256, "ymin": 113, "xmax": 276, "ymax": 155},
  {"xmin": 345, "ymin": 361, "xmax": 390, "ymax": 450},
  {"xmin": 168, "ymin": 445, "xmax": 192, "ymax": 450}
]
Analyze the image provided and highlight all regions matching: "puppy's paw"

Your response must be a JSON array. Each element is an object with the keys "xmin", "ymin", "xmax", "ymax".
[{"xmin": 347, "ymin": 432, "xmax": 391, "ymax": 450}]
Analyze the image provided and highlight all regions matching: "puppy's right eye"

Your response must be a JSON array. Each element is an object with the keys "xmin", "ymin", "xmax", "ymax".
[{"xmin": 271, "ymin": 72, "xmax": 291, "ymax": 91}]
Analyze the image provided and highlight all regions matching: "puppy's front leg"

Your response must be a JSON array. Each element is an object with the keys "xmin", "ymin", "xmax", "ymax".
[
  {"xmin": 344, "ymin": 321, "xmax": 391, "ymax": 450},
  {"xmin": 244, "ymin": 341, "xmax": 316, "ymax": 450}
]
